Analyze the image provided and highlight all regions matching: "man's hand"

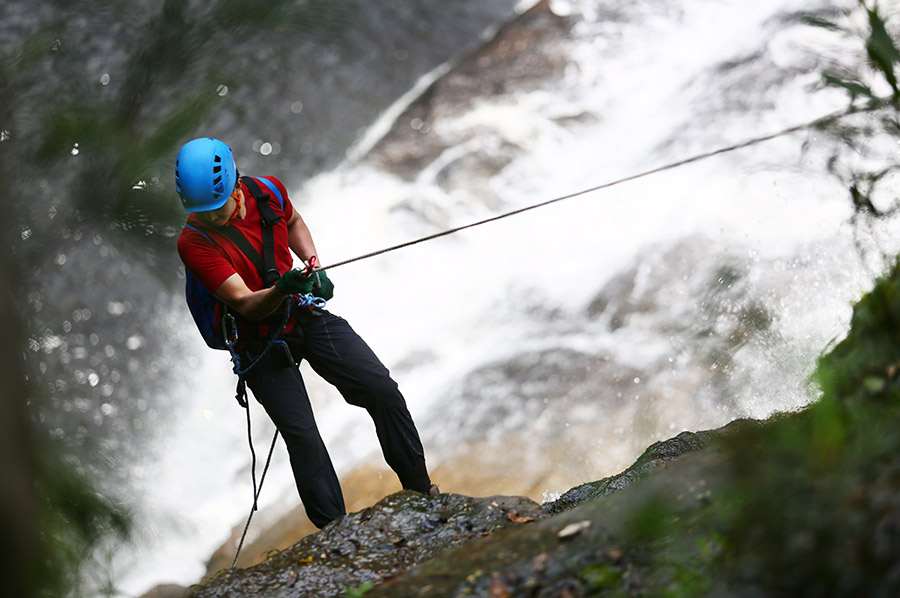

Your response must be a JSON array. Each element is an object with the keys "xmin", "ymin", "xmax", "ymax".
[
  {"xmin": 312, "ymin": 271, "xmax": 334, "ymax": 300},
  {"xmin": 275, "ymin": 269, "xmax": 315, "ymax": 295}
]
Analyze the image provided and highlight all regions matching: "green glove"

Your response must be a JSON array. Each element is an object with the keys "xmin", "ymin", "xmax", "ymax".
[
  {"xmin": 275, "ymin": 269, "xmax": 315, "ymax": 295},
  {"xmin": 311, "ymin": 270, "xmax": 334, "ymax": 300}
]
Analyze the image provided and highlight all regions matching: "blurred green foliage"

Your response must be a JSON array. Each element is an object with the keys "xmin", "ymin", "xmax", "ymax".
[
  {"xmin": 4, "ymin": 0, "xmax": 354, "ymax": 257},
  {"xmin": 0, "ymin": 1, "xmax": 353, "ymax": 596},
  {"xmin": 804, "ymin": 1, "xmax": 900, "ymax": 267}
]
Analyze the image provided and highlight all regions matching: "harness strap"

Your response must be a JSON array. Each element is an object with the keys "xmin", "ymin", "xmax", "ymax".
[
  {"xmin": 190, "ymin": 177, "xmax": 282, "ymax": 288},
  {"xmin": 217, "ymin": 226, "xmax": 266, "ymax": 282},
  {"xmin": 241, "ymin": 176, "xmax": 281, "ymax": 288}
]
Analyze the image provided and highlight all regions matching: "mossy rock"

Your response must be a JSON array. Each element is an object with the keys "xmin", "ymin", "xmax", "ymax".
[{"xmin": 189, "ymin": 491, "xmax": 544, "ymax": 598}]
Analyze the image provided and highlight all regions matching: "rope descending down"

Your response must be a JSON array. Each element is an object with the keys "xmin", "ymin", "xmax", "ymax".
[{"xmin": 223, "ymin": 293, "xmax": 325, "ymax": 569}]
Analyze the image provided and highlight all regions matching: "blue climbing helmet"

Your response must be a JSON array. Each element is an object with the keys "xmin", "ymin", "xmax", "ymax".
[{"xmin": 174, "ymin": 138, "xmax": 237, "ymax": 212}]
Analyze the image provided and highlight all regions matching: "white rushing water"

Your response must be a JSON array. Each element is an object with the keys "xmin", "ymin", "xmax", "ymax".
[{"xmin": 116, "ymin": 0, "xmax": 900, "ymax": 594}]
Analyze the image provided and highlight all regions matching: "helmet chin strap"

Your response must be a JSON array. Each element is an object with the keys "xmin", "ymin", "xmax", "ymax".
[{"xmin": 227, "ymin": 190, "xmax": 244, "ymax": 223}]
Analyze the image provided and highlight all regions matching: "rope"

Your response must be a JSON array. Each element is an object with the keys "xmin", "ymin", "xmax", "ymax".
[
  {"xmin": 224, "ymin": 99, "xmax": 884, "ymax": 568},
  {"xmin": 231, "ymin": 429, "xmax": 280, "ymax": 569},
  {"xmin": 224, "ymin": 299, "xmax": 305, "ymax": 569},
  {"xmin": 317, "ymin": 103, "xmax": 879, "ymax": 273}
]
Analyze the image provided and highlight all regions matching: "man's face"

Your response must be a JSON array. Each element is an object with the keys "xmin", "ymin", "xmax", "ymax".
[{"xmin": 194, "ymin": 185, "xmax": 243, "ymax": 227}]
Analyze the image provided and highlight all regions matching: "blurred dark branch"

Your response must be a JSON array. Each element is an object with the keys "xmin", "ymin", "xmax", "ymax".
[
  {"xmin": 799, "ymin": 3, "xmax": 900, "ymax": 271},
  {"xmin": 0, "ymin": 1, "xmax": 356, "ymax": 594},
  {"xmin": 24, "ymin": 0, "xmax": 355, "ymax": 253}
]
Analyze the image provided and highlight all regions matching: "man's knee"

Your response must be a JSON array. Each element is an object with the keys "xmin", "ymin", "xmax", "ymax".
[{"xmin": 345, "ymin": 375, "xmax": 405, "ymax": 410}]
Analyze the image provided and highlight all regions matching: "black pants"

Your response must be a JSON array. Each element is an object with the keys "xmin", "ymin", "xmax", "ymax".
[{"xmin": 242, "ymin": 308, "xmax": 431, "ymax": 528}]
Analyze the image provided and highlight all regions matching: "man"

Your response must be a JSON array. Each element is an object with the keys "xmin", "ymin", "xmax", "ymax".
[{"xmin": 175, "ymin": 137, "xmax": 435, "ymax": 529}]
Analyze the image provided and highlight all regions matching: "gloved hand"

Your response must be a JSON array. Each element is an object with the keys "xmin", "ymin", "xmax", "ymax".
[
  {"xmin": 311, "ymin": 270, "xmax": 334, "ymax": 300},
  {"xmin": 275, "ymin": 269, "xmax": 315, "ymax": 295}
]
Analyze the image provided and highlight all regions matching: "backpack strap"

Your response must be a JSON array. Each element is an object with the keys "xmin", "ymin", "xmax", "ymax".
[
  {"xmin": 241, "ymin": 176, "xmax": 281, "ymax": 288},
  {"xmin": 241, "ymin": 176, "xmax": 281, "ymax": 228},
  {"xmin": 256, "ymin": 177, "xmax": 284, "ymax": 208}
]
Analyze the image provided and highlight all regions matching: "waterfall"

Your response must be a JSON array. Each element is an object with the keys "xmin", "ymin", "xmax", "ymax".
[{"xmin": 86, "ymin": 0, "xmax": 900, "ymax": 594}]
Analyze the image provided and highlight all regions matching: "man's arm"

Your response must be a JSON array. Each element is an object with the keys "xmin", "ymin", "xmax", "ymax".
[
  {"xmin": 212, "ymin": 204, "xmax": 322, "ymax": 320},
  {"xmin": 214, "ymin": 273, "xmax": 288, "ymax": 321},
  {"xmin": 286, "ymin": 208, "xmax": 320, "ymax": 265}
]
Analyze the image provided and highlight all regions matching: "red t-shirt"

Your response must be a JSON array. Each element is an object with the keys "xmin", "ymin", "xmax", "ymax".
[{"xmin": 177, "ymin": 176, "xmax": 296, "ymax": 344}]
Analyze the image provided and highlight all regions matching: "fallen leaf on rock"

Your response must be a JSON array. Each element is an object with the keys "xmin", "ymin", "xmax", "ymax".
[
  {"xmin": 557, "ymin": 520, "xmax": 592, "ymax": 539},
  {"xmin": 507, "ymin": 511, "xmax": 536, "ymax": 524}
]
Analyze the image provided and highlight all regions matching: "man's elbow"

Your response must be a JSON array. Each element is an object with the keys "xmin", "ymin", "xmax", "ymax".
[
  {"xmin": 214, "ymin": 275, "xmax": 266, "ymax": 321},
  {"xmin": 228, "ymin": 297, "xmax": 265, "ymax": 322}
]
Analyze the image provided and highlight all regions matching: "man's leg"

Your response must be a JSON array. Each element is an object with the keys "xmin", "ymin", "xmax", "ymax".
[
  {"xmin": 296, "ymin": 311, "xmax": 432, "ymax": 493},
  {"xmin": 243, "ymin": 348, "xmax": 346, "ymax": 528}
]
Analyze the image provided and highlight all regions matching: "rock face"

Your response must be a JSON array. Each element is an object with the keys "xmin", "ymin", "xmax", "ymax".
[
  {"xmin": 543, "ymin": 419, "xmax": 761, "ymax": 515},
  {"xmin": 364, "ymin": 0, "xmax": 573, "ymax": 180},
  {"xmin": 188, "ymin": 417, "xmax": 728, "ymax": 597},
  {"xmin": 190, "ymin": 492, "xmax": 545, "ymax": 598},
  {"xmin": 366, "ymin": 448, "xmax": 731, "ymax": 598}
]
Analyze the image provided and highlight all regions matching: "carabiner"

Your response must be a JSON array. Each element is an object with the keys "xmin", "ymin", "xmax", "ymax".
[
  {"xmin": 306, "ymin": 256, "xmax": 322, "ymax": 288},
  {"xmin": 222, "ymin": 312, "xmax": 239, "ymax": 347}
]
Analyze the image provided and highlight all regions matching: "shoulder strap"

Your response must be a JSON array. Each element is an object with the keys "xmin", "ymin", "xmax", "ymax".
[
  {"xmin": 241, "ymin": 176, "xmax": 281, "ymax": 228},
  {"xmin": 184, "ymin": 223, "xmax": 213, "ymax": 243},
  {"xmin": 256, "ymin": 177, "xmax": 284, "ymax": 208},
  {"xmin": 240, "ymin": 176, "xmax": 281, "ymax": 288}
]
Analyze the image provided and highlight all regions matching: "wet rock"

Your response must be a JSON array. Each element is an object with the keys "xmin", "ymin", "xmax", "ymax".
[
  {"xmin": 365, "ymin": 448, "xmax": 729, "ymax": 598},
  {"xmin": 427, "ymin": 347, "xmax": 640, "ymax": 451},
  {"xmin": 190, "ymin": 491, "xmax": 544, "ymax": 598},
  {"xmin": 366, "ymin": 0, "xmax": 574, "ymax": 180},
  {"xmin": 543, "ymin": 420, "xmax": 759, "ymax": 515}
]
